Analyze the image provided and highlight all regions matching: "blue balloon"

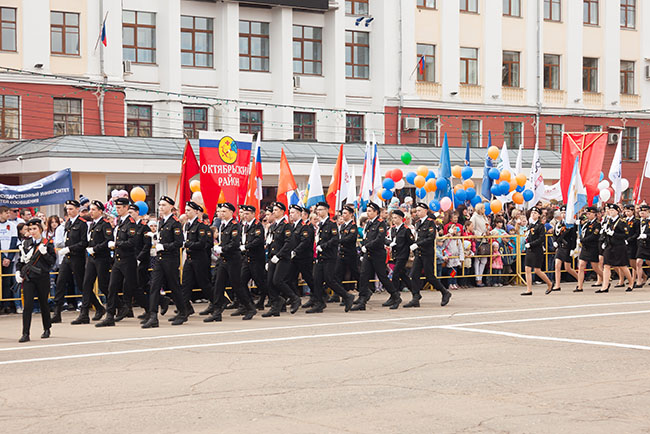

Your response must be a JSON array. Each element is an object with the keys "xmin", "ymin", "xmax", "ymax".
[
  {"xmin": 484, "ymin": 203, "xmax": 492, "ymax": 216},
  {"xmin": 405, "ymin": 171, "xmax": 417, "ymax": 185},
  {"xmin": 135, "ymin": 200, "xmax": 148, "ymax": 216},
  {"xmin": 425, "ymin": 170, "xmax": 436, "ymax": 181},
  {"xmin": 436, "ymin": 177, "xmax": 449, "ymax": 190},
  {"xmin": 470, "ymin": 195, "xmax": 481, "ymax": 206},
  {"xmin": 593, "ymin": 195, "xmax": 599, "ymax": 204},
  {"xmin": 382, "ymin": 178, "xmax": 395, "ymax": 190},
  {"xmin": 455, "ymin": 189, "xmax": 467, "ymax": 202},
  {"xmin": 599, "ymin": 172, "xmax": 604, "ymax": 181},
  {"xmin": 522, "ymin": 189, "xmax": 534, "ymax": 202},
  {"xmin": 454, "ymin": 197, "xmax": 463, "ymax": 208},
  {"xmin": 465, "ymin": 187, "xmax": 476, "ymax": 200},
  {"xmin": 515, "ymin": 185, "xmax": 525, "ymax": 193},
  {"xmin": 490, "ymin": 185, "xmax": 501, "ymax": 196},
  {"xmin": 461, "ymin": 166, "xmax": 473, "ymax": 180},
  {"xmin": 489, "ymin": 168, "xmax": 500, "ymax": 180},
  {"xmin": 381, "ymin": 189, "xmax": 393, "ymax": 200},
  {"xmin": 498, "ymin": 180, "xmax": 509, "ymax": 196},
  {"xmin": 429, "ymin": 200, "xmax": 441, "ymax": 212},
  {"xmin": 416, "ymin": 187, "xmax": 426, "ymax": 199}
]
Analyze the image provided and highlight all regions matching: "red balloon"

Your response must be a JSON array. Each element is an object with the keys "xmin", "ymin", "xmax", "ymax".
[{"xmin": 390, "ymin": 169, "xmax": 403, "ymax": 182}]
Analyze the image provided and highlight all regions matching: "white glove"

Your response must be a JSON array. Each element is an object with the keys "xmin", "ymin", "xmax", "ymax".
[
  {"xmin": 213, "ymin": 245, "xmax": 222, "ymax": 254},
  {"xmin": 525, "ymin": 243, "xmax": 530, "ymax": 249},
  {"xmin": 409, "ymin": 244, "xmax": 418, "ymax": 251},
  {"xmin": 145, "ymin": 232, "xmax": 155, "ymax": 238},
  {"xmin": 137, "ymin": 260, "xmax": 141, "ymax": 266},
  {"xmin": 390, "ymin": 241, "xmax": 397, "ymax": 248},
  {"xmin": 150, "ymin": 248, "xmax": 157, "ymax": 256},
  {"xmin": 86, "ymin": 247, "xmax": 94, "ymax": 255},
  {"xmin": 361, "ymin": 246, "xmax": 367, "ymax": 253},
  {"xmin": 640, "ymin": 234, "xmax": 647, "ymax": 239},
  {"xmin": 271, "ymin": 255, "xmax": 279, "ymax": 264},
  {"xmin": 58, "ymin": 247, "xmax": 70, "ymax": 256},
  {"xmin": 553, "ymin": 242, "xmax": 558, "ymax": 248},
  {"xmin": 38, "ymin": 244, "xmax": 48, "ymax": 254},
  {"xmin": 569, "ymin": 250, "xmax": 575, "ymax": 257},
  {"xmin": 108, "ymin": 241, "xmax": 115, "ymax": 249},
  {"xmin": 15, "ymin": 271, "xmax": 23, "ymax": 284},
  {"xmin": 601, "ymin": 243, "xmax": 606, "ymax": 250},
  {"xmin": 316, "ymin": 246, "xmax": 322, "ymax": 253},
  {"xmin": 240, "ymin": 245, "xmax": 246, "ymax": 252},
  {"xmin": 265, "ymin": 263, "xmax": 269, "ymax": 270},
  {"xmin": 291, "ymin": 251, "xmax": 297, "ymax": 258},
  {"xmin": 155, "ymin": 243, "xmax": 164, "ymax": 252}
]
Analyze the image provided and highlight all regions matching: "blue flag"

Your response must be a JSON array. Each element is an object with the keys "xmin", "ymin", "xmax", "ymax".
[
  {"xmin": 481, "ymin": 131, "xmax": 494, "ymax": 200},
  {"xmin": 435, "ymin": 132, "xmax": 452, "ymax": 200},
  {"xmin": 0, "ymin": 169, "xmax": 73, "ymax": 207},
  {"xmin": 464, "ymin": 141, "xmax": 470, "ymax": 166}
]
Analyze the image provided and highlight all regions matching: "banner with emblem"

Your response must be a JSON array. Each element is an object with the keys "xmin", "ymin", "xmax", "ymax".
[
  {"xmin": 0, "ymin": 168, "xmax": 73, "ymax": 207},
  {"xmin": 199, "ymin": 131, "xmax": 253, "ymax": 219}
]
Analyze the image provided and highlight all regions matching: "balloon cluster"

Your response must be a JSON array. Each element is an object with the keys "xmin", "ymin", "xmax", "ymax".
[
  {"xmin": 596, "ymin": 171, "xmax": 630, "ymax": 203},
  {"xmin": 129, "ymin": 187, "xmax": 149, "ymax": 216},
  {"xmin": 380, "ymin": 169, "xmax": 405, "ymax": 201},
  {"xmin": 189, "ymin": 179, "xmax": 206, "ymax": 211}
]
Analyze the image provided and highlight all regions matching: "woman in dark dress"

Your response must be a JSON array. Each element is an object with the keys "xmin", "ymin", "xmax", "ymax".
[
  {"xmin": 551, "ymin": 206, "xmax": 578, "ymax": 292},
  {"xmin": 15, "ymin": 218, "xmax": 56, "ymax": 343},
  {"xmin": 635, "ymin": 204, "xmax": 650, "ymax": 287},
  {"xmin": 599, "ymin": 203, "xmax": 633, "ymax": 293},
  {"xmin": 521, "ymin": 207, "xmax": 553, "ymax": 296}
]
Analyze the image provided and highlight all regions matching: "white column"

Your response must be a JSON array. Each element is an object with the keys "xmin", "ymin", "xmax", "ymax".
[
  {"xmin": 157, "ymin": 0, "xmax": 182, "ymax": 138},
  {"xmin": 642, "ymin": 0, "xmax": 650, "ymax": 110},
  {"xmin": 603, "ymin": 0, "xmax": 620, "ymax": 107},
  {"xmin": 525, "ymin": 0, "xmax": 542, "ymax": 107},
  {"xmin": 267, "ymin": 6, "xmax": 293, "ymax": 141},
  {"xmin": 400, "ymin": 0, "xmax": 417, "ymax": 98},
  {"xmin": 22, "ymin": 0, "xmax": 50, "ymax": 72},
  {"xmin": 323, "ymin": 5, "xmax": 345, "ymax": 144},
  {"xmin": 565, "ymin": 0, "xmax": 583, "ymax": 107},
  {"xmin": 483, "ymin": 0, "xmax": 503, "ymax": 102},
  {"xmin": 440, "ymin": 0, "xmax": 460, "ymax": 100},
  {"xmin": 215, "ymin": 1, "xmax": 240, "ymax": 132}
]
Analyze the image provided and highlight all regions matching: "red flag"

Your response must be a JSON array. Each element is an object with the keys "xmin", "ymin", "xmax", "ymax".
[
  {"xmin": 276, "ymin": 149, "xmax": 297, "ymax": 211},
  {"xmin": 177, "ymin": 139, "xmax": 200, "ymax": 207},
  {"xmin": 560, "ymin": 132, "xmax": 607, "ymax": 206},
  {"xmin": 326, "ymin": 145, "xmax": 344, "ymax": 216},
  {"xmin": 633, "ymin": 175, "xmax": 641, "ymax": 204}
]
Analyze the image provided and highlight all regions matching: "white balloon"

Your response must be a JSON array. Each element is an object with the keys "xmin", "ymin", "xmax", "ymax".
[
  {"xmin": 395, "ymin": 179, "xmax": 405, "ymax": 190},
  {"xmin": 599, "ymin": 188, "xmax": 611, "ymax": 202},
  {"xmin": 192, "ymin": 191, "xmax": 204, "ymax": 204},
  {"xmin": 597, "ymin": 180, "xmax": 610, "ymax": 190},
  {"xmin": 620, "ymin": 178, "xmax": 630, "ymax": 191}
]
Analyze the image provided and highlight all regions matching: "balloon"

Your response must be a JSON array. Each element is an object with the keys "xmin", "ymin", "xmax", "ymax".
[
  {"xmin": 395, "ymin": 179, "xmax": 405, "ymax": 189},
  {"xmin": 383, "ymin": 178, "xmax": 395, "ymax": 190},
  {"xmin": 405, "ymin": 171, "xmax": 417, "ymax": 185},
  {"xmin": 599, "ymin": 171, "xmax": 604, "ymax": 181},
  {"xmin": 490, "ymin": 199, "xmax": 503, "ymax": 214},
  {"xmin": 414, "ymin": 175, "xmax": 426, "ymax": 188},
  {"xmin": 488, "ymin": 146, "xmax": 500, "ymax": 160},
  {"xmin": 512, "ymin": 192, "xmax": 524, "ymax": 205},
  {"xmin": 461, "ymin": 166, "xmax": 473, "ymax": 180},
  {"xmin": 440, "ymin": 197, "xmax": 452, "ymax": 211},
  {"xmin": 130, "ymin": 187, "xmax": 146, "ymax": 203},
  {"xmin": 385, "ymin": 169, "xmax": 393, "ymax": 179},
  {"xmin": 453, "ymin": 184, "xmax": 463, "ymax": 193},
  {"xmin": 189, "ymin": 180, "xmax": 201, "ymax": 193},
  {"xmin": 135, "ymin": 200, "xmax": 148, "ymax": 216},
  {"xmin": 484, "ymin": 203, "xmax": 492, "ymax": 216},
  {"xmin": 488, "ymin": 168, "xmax": 500, "ymax": 180},
  {"xmin": 436, "ymin": 178, "xmax": 449, "ymax": 190},
  {"xmin": 515, "ymin": 185, "xmax": 525, "ymax": 193},
  {"xmin": 499, "ymin": 180, "xmax": 510, "ymax": 196},
  {"xmin": 425, "ymin": 170, "xmax": 436, "ymax": 181},
  {"xmin": 383, "ymin": 189, "xmax": 394, "ymax": 200},
  {"xmin": 490, "ymin": 185, "xmax": 501, "ymax": 196},
  {"xmin": 470, "ymin": 195, "xmax": 481, "ymax": 206},
  {"xmin": 429, "ymin": 200, "xmax": 441, "ymax": 212},
  {"xmin": 599, "ymin": 188, "xmax": 611, "ymax": 202},
  {"xmin": 452, "ymin": 165, "xmax": 462, "ymax": 179},
  {"xmin": 463, "ymin": 179, "xmax": 475, "ymax": 189},
  {"xmin": 593, "ymin": 195, "xmax": 599, "ymax": 204},
  {"xmin": 416, "ymin": 187, "xmax": 426, "ymax": 199},
  {"xmin": 416, "ymin": 166, "xmax": 429, "ymax": 177},
  {"xmin": 465, "ymin": 187, "xmax": 476, "ymax": 200},
  {"xmin": 499, "ymin": 170, "xmax": 511, "ymax": 182},
  {"xmin": 621, "ymin": 178, "xmax": 630, "ymax": 191},
  {"xmin": 424, "ymin": 178, "xmax": 437, "ymax": 193},
  {"xmin": 522, "ymin": 189, "xmax": 533, "ymax": 202},
  {"xmin": 401, "ymin": 152, "xmax": 412, "ymax": 165},
  {"xmin": 455, "ymin": 189, "xmax": 467, "ymax": 202},
  {"xmin": 598, "ymin": 180, "xmax": 610, "ymax": 190},
  {"xmin": 509, "ymin": 179, "xmax": 517, "ymax": 192},
  {"xmin": 192, "ymin": 191, "xmax": 204, "ymax": 204},
  {"xmin": 454, "ymin": 197, "xmax": 463, "ymax": 208},
  {"xmin": 515, "ymin": 173, "xmax": 527, "ymax": 187},
  {"xmin": 608, "ymin": 187, "xmax": 614, "ymax": 198},
  {"xmin": 391, "ymin": 169, "xmax": 403, "ymax": 182}
]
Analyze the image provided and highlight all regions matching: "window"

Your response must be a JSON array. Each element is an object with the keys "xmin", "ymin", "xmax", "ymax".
[
  {"xmin": 583, "ymin": 57, "xmax": 598, "ymax": 92},
  {"xmin": 620, "ymin": 61, "xmax": 634, "ymax": 95},
  {"xmin": 460, "ymin": 0, "xmax": 478, "ymax": 13},
  {"xmin": 345, "ymin": 0, "xmax": 368, "ymax": 15},
  {"xmin": 622, "ymin": 127, "xmax": 638, "ymax": 161},
  {"xmin": 0, "ymin": 95, "xmax": 18, "ymax": 139},
  {"xmin": 503, "ymin": 0, "xmax": 521, "ymax": 17},
  {"xmin": 293, "ymin": 25, "xmax": 322, "ymax": 75},
  {"xmin": 0, "ymin": 8, "xmax": 16, "ymax": 51},
  {"xmin": 462, "ymin": 120, "xmax": 481, "ymax": 148},
  {"xmin": 240, "ymin": 109, "xmax": 263, "ymax": 139},
  {"xmin": 345, "ymin": 114, "xmax": 364, "ymax": 143},
  {"xmin": 544, "ymin": 0, "xmax": 561, "ymax": 21},
  {"xmin": 416, "ymin": 44, "xmax": 435, "ymax": 82},
  {"xmin": 545, "ymin": 123, "xmax": 562, "ymax": 151},
  {"xmin": 123, "ymin": 11, "xmax": 156, "ymax": 64},
  {"xmin": 345, "ymin": 31, "xmax": 369, "ymax": 79},
  {"xmin": 53, "ymin": 98, "xmax": 81, "ymax": 136},
  {"xmin": 502, "ymin": 51, "xmax": 520, "ymax": 87},
  {"xmin": 183, "ymin": 107, "xmax": 207, "ymax": 139},
  {"xmin": 460, "ymin": 47, "xmax": 478, "ymax": 85},
  {"xmin": 583, "ymin": 0, "xmax": 598, "ymax": 25},
  {"xmin": 127, "ymin": 105, "xmax": 152, "ymax": 137},
  {"xmin": 51, "ymin": 12, "xmax": 79, "ymax": 55},
  {"xmin": 417, "ymin": 0, "xmax": 436, "ymax": 9},
  {"xmin": 544, "ymin": 54, "xmax": 560, "ymax": 89},
  {"xmin": 418, "ymin": 118, "xmax": 438, "ymax": 145},
  {"xmin": 293, "ymin": 112, "xmax": 315, "ymax": 140},
  {"xmin": 584, "ymin": 125, "xmax": 602, "ymax": 132},
  {"xmin": 181, "ymin": 16, "xmax": 213, "ymax": 68},
  {"xmin": 239, "ymin": 21, "xmax": 269, "ymax": 72},
  {"xmin": 620, "ymin": 0, "xmax": 635, "ymax": 29},
  {"xmin": 504, "ymin": 122, "xmax": 522, "ymax": 147}
]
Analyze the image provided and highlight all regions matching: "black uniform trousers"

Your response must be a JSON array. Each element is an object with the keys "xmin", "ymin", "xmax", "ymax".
[
  {"xmin": 335, "ymin": 256, "xmax": 360, "ymax": 292},
  {"xmin": 80, "ymin": 255, "xmax": 110, "ymax": 310},
  {"xmin": 214, "ymin": 257, "xmax": 250, "ymax": 307},
  {"xmin": 106, "ymin": 257, "xmax": 136, "ymax": 315},
  {"xmin": 241, "ymin": 257, "xmax": 268, "ymax": 298},
  {"xmin": 358, "ymin": 253, "xmax": 397, "ymax": 302},
  {"xmin": 391, "ymin": 258, "xmax": 412, "ymax": 292},
  {"xmin": 54, "ymin": 255, "xmax": 85, "ymax": 307},
  {"xmin": 181, "ymin": 257, "xmax": 212, "ymax": 307},
  {"xmin": 149, "ymin": 255, "xmax": 182, "ymax": 314},
  {"xmin": 410, "ymin": 254, "xmax": 445, "ymax": 295},
  {"xmin": 268, "ymin": 259, "xmax": 296, "ymax": 302},
  {"xmin": 290, "ymin": 257, "xmax": 314, "ymax": 296},
  {"xmin": 313, "ymin": 259, "xmax": 347, "ymax": 303},
  {"xmin": 134, "ymin": 259, "xmax": 150, "ymax": 309},
  {"xmin": 22, "ymin": 276, "xmax": 52, "ymax": 335}
]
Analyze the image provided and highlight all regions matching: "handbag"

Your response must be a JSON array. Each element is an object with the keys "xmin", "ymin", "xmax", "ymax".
[{"xmin": 477, "ymin": 240, "xmax": 490, "ymax": 256}]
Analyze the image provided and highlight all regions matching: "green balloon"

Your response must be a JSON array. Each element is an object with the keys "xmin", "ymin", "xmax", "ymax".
[{"xmin": 401, "ymin": 152, "xmax": 412, "ymax": 165}]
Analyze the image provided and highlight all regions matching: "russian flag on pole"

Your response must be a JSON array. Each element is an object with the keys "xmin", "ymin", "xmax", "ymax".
[
  {"xmin": 566, "ymin": 157, "xmax": 588, "ymax": 226},
  {"xmin": 100, "ymin": 21, "xmax": 107, "ymax": 47},
  {"xmin": 244, "ymin": 134, "xmax": 263, "ymax": 215}
]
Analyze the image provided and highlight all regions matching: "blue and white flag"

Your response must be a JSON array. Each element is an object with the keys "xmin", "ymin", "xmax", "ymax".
[
  {"xmin": 608, "ymin": 132, "xmax": 623, "ymax": 202},
  {"xmin": 566, "ymin": 157, "xmax": 588, "ymax": 225},
  {"xmin": 304, "ymin": 156, "xmax": 325, "ymax": 208}
]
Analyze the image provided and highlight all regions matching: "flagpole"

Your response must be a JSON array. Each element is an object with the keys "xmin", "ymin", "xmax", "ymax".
[{"xmin": 638, "ymin": 141, "xmax": 650, "ymax": 203}]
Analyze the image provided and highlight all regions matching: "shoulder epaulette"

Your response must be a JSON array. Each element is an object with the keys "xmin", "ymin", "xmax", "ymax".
[{"xmin": 128, "ymin": 216, "xmax": 135, "ymax": 223}]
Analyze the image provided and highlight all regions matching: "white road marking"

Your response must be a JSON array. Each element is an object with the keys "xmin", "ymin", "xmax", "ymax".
[
  {"xmin": 2, "ymin": 299, "xmax": 650, "ymax": 353},
  {"xmin": 1, "ymin": 308, "xmax": 649, "ymax": 365}
]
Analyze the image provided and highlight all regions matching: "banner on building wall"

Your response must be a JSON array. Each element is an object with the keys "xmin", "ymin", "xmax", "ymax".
[
  {"xmin": 0, "ymin": 169, "xmax": 73, "ymax": 207},
  {"xmin": 199, "ymin": 131, "xmax": 253, "ymax": 218}
]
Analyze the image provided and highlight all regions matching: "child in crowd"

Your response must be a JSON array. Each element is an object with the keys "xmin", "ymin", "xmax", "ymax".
[
  {"xmin": 490, "ymin": 240, "xmax": 503, "ymax": 286},
  {"xmin": 444, "ymin": 225, "xmax": 464, "ymax": 290},
  {"xmin": 461, "ymin": 240, "xmax": 474, "ymax": 288},
  {"xmin": 435, "ymin": 237, "xmax": 448, "ymax": 288}
]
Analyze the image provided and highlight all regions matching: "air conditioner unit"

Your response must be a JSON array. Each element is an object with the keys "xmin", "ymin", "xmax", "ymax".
[
  {"xmin": 403, "ymin": 117, "xmax": 419, "ymax": 131},
  {"xmin": 607, "ymin": 132, "xmax": 620, "ymax": 145},
  {"xmin": 645, "ymin": 64, "xmax": 650, "ymax": 80},
  {"xmin": 122, "ymin": 60, "xmax": 132, "ymax": 75},
  {"xmin": 293, "ymin": 75, "xmax": 301, "ymax": 89}
]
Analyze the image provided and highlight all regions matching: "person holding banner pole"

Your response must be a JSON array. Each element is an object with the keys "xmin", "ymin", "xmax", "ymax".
[
  {"xmin": 598, "ymin": 203, "xmax": 633, "ymax": 293},
  {"xmin": 575, "ymin": 206, "xmax": 603, "ymax": 292}
]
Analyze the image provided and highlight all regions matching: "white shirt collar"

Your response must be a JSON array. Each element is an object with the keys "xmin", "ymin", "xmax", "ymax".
[
  {"xmin": 93, "ymin": 217, "xmax": 102, "ymax": 224},
  {"xmin": 188, "ymin": 217, "xmax": 196, "ymax": 226}
]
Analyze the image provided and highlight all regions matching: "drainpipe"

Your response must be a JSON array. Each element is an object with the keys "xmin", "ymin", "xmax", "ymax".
[
  {"xmin": 98, "ymin": 0, "xmax": 106, "ymax": 135},
  {"xmin": 396, "ymin": 0, "xmax": 403, "ymax": 146},
  {"xmin": 535, "ymin": 0, "xmax": 542, "ymax": 148}
]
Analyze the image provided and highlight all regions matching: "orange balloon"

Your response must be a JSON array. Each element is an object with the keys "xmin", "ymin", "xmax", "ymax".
[
  {"xmin": 416, "ymin": 166, "xmax": 429, "ymax": 177},
  {"xmin": 515, "ymin": 173, "xmax": 527, "ymax": 187},
  {"xmin": 512, "ymin": 192, "xmax": 524, "ymax": 204},
  {"xmin": 451, "ymin": 165, "xmax": 462, "ymax": 179},
  {"xmin": 414, "ymin": 175, "xmax": 426, "ymax": 188},
  {"xmin": 490, "ymin": 199, "xmax": 503, "ymax": 214},
  {"xmin": 218, "ymin": 190, "xmax": 226, "ymax": 203},
  {"xmin": 509, "ymin": 179, "xmax": 517, "ymax": 192},
  {"xmin": 499, "ymin": 170, "xmax": 511, "ymax": 182},
  {"xmin": 463, "ymin": 179, "xmax": 475, "ymax": 189},
  {"xmin": 189, "ymin": 179, "xmax": 201, "ymax": 193},
  {"xmin": 130, "ymin": 187, "xmax": 146, "ymax": 203},
  {"xmin": 424, "ymin": 178, "xmax": 437, "ymax": 193},
  {"xmin": 487, "ymin": 146, "xmax": 500, "ymax": 160}
]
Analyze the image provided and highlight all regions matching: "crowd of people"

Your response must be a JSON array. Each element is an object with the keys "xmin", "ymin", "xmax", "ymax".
[{"xmin": 1, "ymin": 193, "xmax": 647, "ymax": 343}]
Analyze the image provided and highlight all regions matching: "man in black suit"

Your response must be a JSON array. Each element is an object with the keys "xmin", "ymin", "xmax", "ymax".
[
  {"xmin": 180, "ymin": 201, "xmax": 212, "ymax": 317},
  {"xmin": 383, "ymin": 209, "xmax": 413, "ymax": 309},
  {"xmin": 335, "ymin": 204, "xmax": 359, "ymax": 294},
  {"xmin": 288, "ymin": 205, "xmax": 314, "ymax": 299},
  {"xmin": 239, "ymin": 204, "xmax": 268, "ymax": 310}
]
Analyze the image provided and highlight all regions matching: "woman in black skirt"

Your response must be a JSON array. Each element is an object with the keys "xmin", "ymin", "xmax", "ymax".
[
  {"xmin": 551, "ymin": 206, "xmax": 578, "ymax": 292},
  {"xmin": 635, "ymin": 204, "xmax": 650, "ymax": 287},
  {"xmin": 521, "ymin": 207, "xmax": 553, "ymax": 296},
  {"xmin": 598, "ymin": 203, "xmax": 633, "ymax": 293},
  {"xmin": 576, "ymin": 206, "xmax": 603, "ymax": 291},
  {"xmin": 15, "ymin": 218, "xmax": 56, "ymax": 343},
  {"xmin": 620, "ymin": 204, "xmax": 640, "ymax": 287}
]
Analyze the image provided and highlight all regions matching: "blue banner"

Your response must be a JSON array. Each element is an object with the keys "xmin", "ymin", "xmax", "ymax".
[{"xmin": 0, "ymin": 169, "xmax": 73, "ymax": 207}]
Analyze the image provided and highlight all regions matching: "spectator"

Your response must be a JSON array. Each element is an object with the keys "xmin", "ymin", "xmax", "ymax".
[
  {"xmin": 444, "ymin": 225, "xmax": 464, "ymax": 290},
  {"xmin": 470, "ymin": 203, "xmax": 490, "ymax": 287}
]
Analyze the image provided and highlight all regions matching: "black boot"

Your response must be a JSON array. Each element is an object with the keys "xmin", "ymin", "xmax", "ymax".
[
  {"xmin": 50, "ymin": 305, "xmax": 62, "ymax": 323},
  {"xmin": 71, "ymin": 309, "xmax": 90, "ymax": 325},
  {"xmin": 160, "ymin": 296, "xmax": 170, "ymax": 316},
  {"xmin": 92, "ymin": 305, "xmax": 106, "ymax": 321},
  {"xmin": 289, "ymin": 296, "xmax": 301, "ymax": 314},
  {"xmin": 389, "ymin": 293, "xmax": 402, "ymax": 310},
  {"xmin": 255, "ymin": 296, "xmax": 266, "ymax": 310},
  {"xmin": 242, "ymin": 303, "xmax": 257, "ymax": 321},
  {"xmin": 115, "ymin": 306, "xmax": 130, "ymax": 322},
  {"xmin": 199, "ymin": 303, "xmax": 214, "ymax": 315},
  {"xmin": 41, "ymin": 329, "xmax": 50, "ymax": 339},
  {"xmin": 261, "ymin": 299, "xmax": 282, "ymax": 317},
  {"xmin": 95, "ymin": 314, "xmax": 116, "ymax": 327},
  {"xmin": 142, "ymin": 314, "xmax": 159, "ymax": 328},
  {"xmin": 306, "ymin": 302, "xmax": 326, "ymax": 314},
  {"xmin": 18, "ymin": 334, "xmax": 29, "ymax": 343},
  {"xmin": 404, "ymin": 293, "xmax": 422, "ymax": 308},
  {"xmin": 441, "ymin": 290, "xmax": 452, "ymax": 306}
]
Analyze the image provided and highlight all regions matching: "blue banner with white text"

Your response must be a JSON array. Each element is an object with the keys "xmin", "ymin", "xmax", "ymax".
[{"xmin": 0, "ymin": 169, "xmax": 74, "ymax": 207}]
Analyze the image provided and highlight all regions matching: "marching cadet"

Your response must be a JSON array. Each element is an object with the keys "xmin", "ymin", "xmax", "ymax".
[
  {"xmin": 575, "ymin": 206, "xmax": 603, "ymax": 292},
  {"xmin": 239, "ymin": 204, "xmax": 268, "ymax": 310},
  {"xmin": 622, "ymin": 204, "xmax": 640, "ymax": 286},
  {"xmin": 52, "ymin": 199, "xmax": 88, "ymax": 323},
  {"xmin": 288, "ymin": 205, "xmax": 315, "ymax": 302},
  {"xmin": 599, "ymin": 203, "xmax": 633, "ymax": 293},
  {"xmin": 261, "ymin": 202, "xmax": 302, "ymax": 317},
  {"xmin": 634, "ymin": 204, "xmax": 650, "ymax": 288},
  {"xmin": 306, "ymin": 202, "xmax": 353, "ymax": 313},
  {"xmin": 124, "ymin": 204, "xmax": 151, "ymax": 317},
  {"xmin": 521, "ymin": 206, "xmax": 553, "ymax": 296},
  {"xmin": 384, "ymin": 209, "xmax": 413, "ymax": 308},
  {"xmin": 551, "ymin": 206, "xmax": 578, "ymax": 292},
  {"xmin": 408, "ymin": 203, "xmax": 452, "ymax": 307},
  {"xmin": 180, "ymin": 201, "xmax": 212, "ymax": 317},
  {"xmin": 96, "ymin": 197, "xmax": 137, "ymax": 327},
  {"xmin": 351, "ymin": 202, "xmax": 400, "ymax": 311},
  {"xmin": 141, "ymin": 196, "xmax": 185, "ymax": 328},
  {"xmin": 335, "ymin": 204, "xmax": 360, "ymax": 295},
  {"xmin": 16, "ymin": 218, "xmax": 55, "ymax": 343},
  {"xmin": 71, "ymin": 200, "xmax": 110, "ymax": 324}
]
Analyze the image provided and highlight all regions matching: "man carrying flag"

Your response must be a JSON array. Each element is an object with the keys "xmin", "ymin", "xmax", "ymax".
[
  {"xmin": 277, "ymin": 149, "xmax": 298, "ymax": 211},
  {"xmin": 177, "ymin": 139, "xmax": 200, "ymax": 206}
]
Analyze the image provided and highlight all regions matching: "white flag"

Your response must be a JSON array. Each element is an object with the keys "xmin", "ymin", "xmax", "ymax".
[
  {"xmin": 305, "ymin": 156, "xmax": 325, "ymax": 208},
  {"xmin": 497, "ymin": 142, "xmax": 512, "ymax": 173},
  {"xmin": 527, "ymin": 145, "xmax": 544, "ymax": 207},
  {"xmin": 566, "ymin": 158, "xmax": 588, "ymax": 225},
  {"xmin": 346, "ymin": 164, "xmax": 357, "ymax": 205},
  {"xmin": 515, "ymin": 144, "xmax": 523, "ymax": 175},
  {"xmin": 643, "ymin": 142, "xmax": 650, "ymax": 178},
  {"xmin": 339, "ymin": 155, "xmax": 351, "ymax": 208},
  {"xmin": 370, "ymin": 132, "xmax": 382, "ymax": 205},
  {"xmin": 608, "ymin": 132, "xmax": 623, "ymax": 202}
]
